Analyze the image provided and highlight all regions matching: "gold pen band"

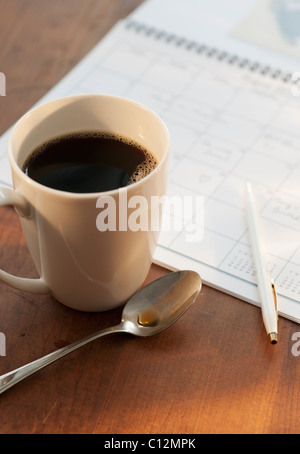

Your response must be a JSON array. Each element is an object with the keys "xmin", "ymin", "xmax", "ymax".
[{"xmin": 271, "ymin": 280, "xmax": 278, "ymax": 315}]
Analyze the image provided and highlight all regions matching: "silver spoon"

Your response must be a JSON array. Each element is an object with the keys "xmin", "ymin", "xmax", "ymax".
[{"xmin": 0, "ymin": 270, "xmax": 201, "ymax": 394}]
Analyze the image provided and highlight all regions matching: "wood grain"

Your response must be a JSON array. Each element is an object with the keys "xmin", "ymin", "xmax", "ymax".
[{"xmin": 0, "ymin": 0, "xmax": 299, "ymax": 434}]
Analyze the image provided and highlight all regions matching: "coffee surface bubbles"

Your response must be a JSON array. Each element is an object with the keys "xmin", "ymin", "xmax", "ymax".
[{"xmin": 23, "ymin": 131, "xmax": 157, "ymax": 193}]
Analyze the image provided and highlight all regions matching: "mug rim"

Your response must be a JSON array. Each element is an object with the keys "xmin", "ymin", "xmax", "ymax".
[{"xmin": 8, "ymin": 93, "xmax": 171, "ymax": 199}]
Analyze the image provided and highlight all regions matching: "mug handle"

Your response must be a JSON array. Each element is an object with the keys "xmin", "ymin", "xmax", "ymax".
[{"xmin": 0, "ymin": 187, "xmax": 49, "ymax": 294}]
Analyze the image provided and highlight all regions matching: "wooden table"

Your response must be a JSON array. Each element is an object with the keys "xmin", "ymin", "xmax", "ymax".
[{"xmin": 0, "ymin": 0, "xmax": 299, "ymax": 435}]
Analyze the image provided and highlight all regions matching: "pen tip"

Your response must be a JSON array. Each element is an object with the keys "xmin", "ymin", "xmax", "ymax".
[
  {"xmin": 245, "ymin": 181, "xmax": 252, "ymax": 192},
  {"xmin": 269, "ymin": 332, "xmax": 278, "ymax": 344}
]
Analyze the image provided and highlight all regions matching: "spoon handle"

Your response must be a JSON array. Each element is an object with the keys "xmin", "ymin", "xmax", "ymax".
[{"xmin": 0, "ymin": 323, "xmax": 124, "ymax": 394}]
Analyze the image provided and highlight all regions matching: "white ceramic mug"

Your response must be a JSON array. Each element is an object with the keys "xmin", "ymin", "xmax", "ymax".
[{"xmin": 0, "ymin": 94, "xmax": 170, "ymax": 311}]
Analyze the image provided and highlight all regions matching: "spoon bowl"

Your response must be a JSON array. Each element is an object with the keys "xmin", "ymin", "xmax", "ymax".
[
  {"xmin": 0, "ymin": 270, "xmax": 201, "ymax": 394},
  {"xmin": 123, "ymin": 270, "xmax": 201, "ymax": 336}
]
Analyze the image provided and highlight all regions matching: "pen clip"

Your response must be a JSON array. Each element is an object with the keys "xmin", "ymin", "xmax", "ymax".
[{"xmin": 271, "ymin": 279, "xmax": 278, "ymax": 319}]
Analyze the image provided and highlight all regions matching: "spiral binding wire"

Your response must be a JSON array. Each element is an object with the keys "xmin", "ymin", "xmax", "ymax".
[{"xmin": 125, "ymin": 20, "xmax": 293, "ymax": 83}]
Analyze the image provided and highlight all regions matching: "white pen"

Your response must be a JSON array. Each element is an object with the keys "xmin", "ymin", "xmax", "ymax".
[{"xmin": 245, "ymin": 182, "xmax": 278, "ymax": 344}]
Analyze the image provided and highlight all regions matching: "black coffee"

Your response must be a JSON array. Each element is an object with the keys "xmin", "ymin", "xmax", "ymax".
[{"xmin": 23, "ymin": 131, "xmax": 157, "ymax": 193}]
